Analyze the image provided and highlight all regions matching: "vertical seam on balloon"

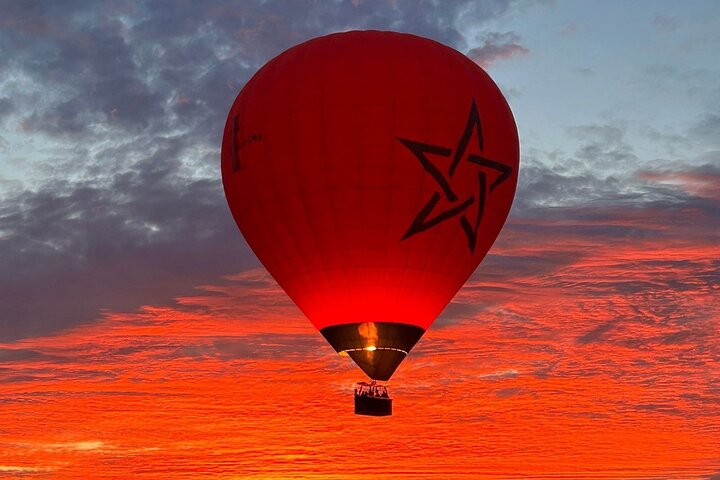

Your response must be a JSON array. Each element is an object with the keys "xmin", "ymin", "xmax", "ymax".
[
  {"xmin": 245, "ymin": 68, "xmax": 285, "ymax": 289},
  {"xmin": 311, "ymin": 38, "xmax": 329, "ymax": 318},
  {"xmin": 321, "ymin": 37, "xmax": 343, "ymax": 329},
  {"xmin": 352, "ymin": 34, "xmax": 374, "ymax": 322},
  {"xmin": 260, "ymin": 58, "xmax": 287, "ymax": 288},
  {"xmin": 408, "ymin": 34, "xmax": 434, "ymax": 326},
  {"xmin": 454, "ymin": 49, "xmax": 504, "ymax": 304},
  {"xmin": 364, "ymin": 33, "xmax": 375, "ymax": 324},
  {"xmin": 471, "ymin": 58, "xmax": 518, "ymax": 221},
  {"xmin": 391, "ymin": 34, "xmax": 409, "ymax": 326},
  {"xmin": 328, "ymin": 31, "xmax": 350, "ymax": 323},
  {"xmin": 321, "ymin": 33, "xmax": 342, "ymax": 325},
  {"xmin": 434, "ymin": 39, "xmax": 456, "ymax": 327},
  {"xmin": 339, "ymin": 32, "xmax": 356, "ymax": 325},
  {"xmin": 298, "ymin": 39, "xmax": 327, "ymax": 325},
  {"xmin": 426, "ymin": 38, "xmax": 462, "ymax": 328},
  {"xmin": 266, "ymin": 51, "xmax": 304, "ymax": 304},
  {"xmin": 285, "ymin": 46, "xmax": 304, "ymax": 307},
  {"xmin": 469, "ymin": 63, "xmax": 519, "ymax": 278},
  {"xmin": 454, "ymin": 47, "xmax": 489, "ymax": 297},
  {"xmin": 383, "ymin": 32, "xmax": 402, "ymax": 321},
  {"xmin": 442, "ymin": 47, "xmax": 472, "ymax": 304},
  {"xmin": 396, "ymin": 33, "xmax": 421, "ymax": 327},
  {"xmin": 390, "ymin": 32, "xmax": 405, "ymax": 324},
  {"xmin": 425, "ymin": 39, "xmax": 452, "ymax": 296}
]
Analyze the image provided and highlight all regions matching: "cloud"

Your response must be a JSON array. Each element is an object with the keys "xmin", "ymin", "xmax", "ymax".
[
  {"xmin": 0, "ymin": 141, "xmax": 257, "ymax": 340},
  {"xmin": 639, "ymin": 162, "xmax": 720, "ymax": 201},
  {"xmin": 512, "ymin": 117, "xmax": 720, "ymax": 217},
  {"xmin": 479, "ymin": 369, "xmax": 519, "ymax": 380},
  {"xmin": 693, "ymin": 112, "xmax": 720, "ymax": 140},
  {"xmin": 573, "ymin": 67, "xmax": 594, "ymax": 76},
  {"xmin": 511, "ymin": 123, "xmax": 650, "ymax": 212},
  {"xmin": 559, "ymin": 22, "xmax": 577, "ymax": 36},
  {"xmin": 154, "ymin": 332, "xmax": 324, "ymax": 363},
  {"xmin": 652, "ymin": 15, "xmax": 679, "ymax": 33},
  {"xmin": 576, "ymin": 321, "xmax": 615, "ymax": 344},
  {"xmin": 0, "ymin": 348, "xmax": 66, "ymax": 363},
  {"xmin": 37, "ymin": 441, "xmax": 107, "ymax": 452},
  {"xmin": 467, "ymin": 32, "xmax": 529, "ymax": 68},
  {"xmin": 0, "ymin": 0, "xmax": 521, "ymax": 140},
  {"xmin": 0, "ymin": 465, "xmax": 52, "ymax": 474},
  {"xmin": 0, "ymin": 98, "xmax": 13, "ymax": 121},
  {"xmin": 0, "ymin": 0, "xmax": 532, "ymax": 340}
]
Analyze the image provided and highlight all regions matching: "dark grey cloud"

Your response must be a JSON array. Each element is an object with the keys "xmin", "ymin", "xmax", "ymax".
[
  {"xmin": 0, "ymin": 0, "xmax": 535, "ymax": 340},
  {"xmin": 0, "ymin": 139, "xmax": 256, "ymax": 340},
  {"xmin": 0, "ymin": 98, "xmax": 13, "ymax": 121},
  {"xmin": 512, "ymin": 124, "xmax": 645, "ymax": 212},
  {"xmin": 573, "ymin": 67, "xmax": 594, "ymax": 76},
  {"xmin": 693, "ymin": 112, "xmax": 720, "ymax": 140},
  {"xmin": 0, "ymin": 0, "xmax": 525, "ymax": 142},
  {"xmin": 2, "ymin": 7, "xmax": 163, "ymax": 136},
  {"xmin": 0, "ymin": 369, "xmax": 116, "ymax": 385},
  {"xmin": 210, "ymin": 333, "xmax": 324, "ymax": 361},
  {"xmin": 627, "ymin": 402, "xmax": 683, "ymax": 415},
  {"xmin": 559, "ymin": 22, "xmax": 577, "ymax": 36},
  {"xmin": 494, "ymin": 386, "xmax": 527, "ymax": 398},
  {"xmin": 568, "ymin": 124, "xmax": 639, "ymax": 168},
  {"xmin": 576, "ymin": 321, "xmax": 615, "ymax": 345},
  {"xmin": 640, "ymin": 63, "xmax": 719, "ymax": 99},
  {"xmin": 652, "ymin": 15, "xmax": 678, "ymax": 33},
  {"xmin": 0, "ymin": 348, "xmax": 64, "ymax": 363},
  {"xmin": 515, "ymin": 160, "xmax": 629, "ymax": 211},
  {"xmin": 514, "ymin": 116, "xmax": 720, "ymax": 216}
]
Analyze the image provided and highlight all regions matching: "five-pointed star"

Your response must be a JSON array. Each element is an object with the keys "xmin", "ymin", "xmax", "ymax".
[{"xmin": 397, "ymin": 98, "xmax": 513, "ymax": 253}]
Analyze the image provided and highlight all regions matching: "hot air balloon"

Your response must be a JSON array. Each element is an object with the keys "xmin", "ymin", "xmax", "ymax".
[{"xmin": 221, "ymin": 30, "xmax": 519, "ymax": 416}]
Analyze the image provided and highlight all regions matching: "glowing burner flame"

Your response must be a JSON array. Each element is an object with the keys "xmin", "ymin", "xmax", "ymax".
[{"xmin": 357, "ymin": 322, "xmax": 379, "ymax": 350}]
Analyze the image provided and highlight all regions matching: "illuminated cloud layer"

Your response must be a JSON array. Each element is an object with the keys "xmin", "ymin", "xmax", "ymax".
[{"xmin": 1, "ymin": 205, "xmax": 718, "ymax": 477}]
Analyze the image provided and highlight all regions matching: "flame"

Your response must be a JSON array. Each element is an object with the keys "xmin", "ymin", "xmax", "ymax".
[{"xmin": 357, "ymin": 322, "xmax": 379, "ymax": 349}]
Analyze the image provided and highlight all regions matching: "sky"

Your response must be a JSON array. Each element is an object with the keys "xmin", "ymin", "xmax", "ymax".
[{"xmin": 0, "ymin": 0, "xmax": 718, "ymax": 478}]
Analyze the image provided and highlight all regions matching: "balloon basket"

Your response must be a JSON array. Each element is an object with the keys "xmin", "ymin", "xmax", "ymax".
[{"xmin": 354, "ymin": 381, "xmax": 392, "ymax": 416}]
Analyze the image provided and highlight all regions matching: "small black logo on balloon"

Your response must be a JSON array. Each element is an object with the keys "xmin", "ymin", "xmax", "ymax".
[
  {"xmin": 229, "ymin": 113, "xmax": 263, "ymax": 173},
  {"xmin": 397, "ymin": 99, "xmax": 513, "ymax": 253}
]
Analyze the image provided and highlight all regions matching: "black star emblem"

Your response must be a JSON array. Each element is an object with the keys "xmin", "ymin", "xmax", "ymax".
[{"xmin": 397, "ymin": 98, "xmax": 513, "ymax": 253}]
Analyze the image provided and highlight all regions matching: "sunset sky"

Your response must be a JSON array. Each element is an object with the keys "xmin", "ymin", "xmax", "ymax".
[{"xmin": 1, "ymin": 1, "xmax": 719, "ymax": 478}]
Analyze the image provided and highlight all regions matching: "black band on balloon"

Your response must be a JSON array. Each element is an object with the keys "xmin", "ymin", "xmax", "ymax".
[{"xmin": 320, "ymin": 322, "xmax": 425, "ymax": 381}]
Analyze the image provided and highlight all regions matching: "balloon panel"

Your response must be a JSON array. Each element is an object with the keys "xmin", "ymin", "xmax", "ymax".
[{"xmin": 222, "ymin": 31, "xmax": 519, "ymax": 332}]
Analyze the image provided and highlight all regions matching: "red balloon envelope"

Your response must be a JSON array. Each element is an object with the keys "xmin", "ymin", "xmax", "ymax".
[{"xmin": 222, "ymin": 31, "xmax": 519, "ymax": 381}]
